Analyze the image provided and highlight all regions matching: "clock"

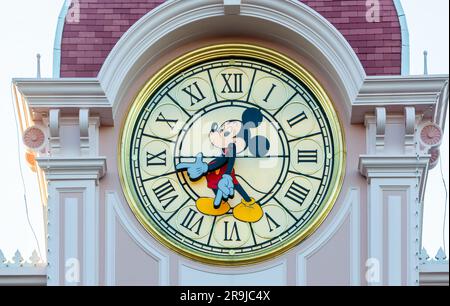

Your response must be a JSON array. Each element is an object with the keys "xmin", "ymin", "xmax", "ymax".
[{"xmin": 119, "ymin": 45, "xmax": 345, "ymax": 265}]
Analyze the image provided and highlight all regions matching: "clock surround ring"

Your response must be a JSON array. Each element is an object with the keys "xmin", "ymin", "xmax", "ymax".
[{"xmin": 118, "ymin": 44, "xmax": 346, "ymax": 265}]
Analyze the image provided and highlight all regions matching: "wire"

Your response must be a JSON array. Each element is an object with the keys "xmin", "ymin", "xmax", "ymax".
[
  {"xmin": 439, "ymin": 154, "xmax": 448, "ymax": 256},
  {"xmin": 10, "ymin": 85, "xmax": 43, "ymax": 261}
]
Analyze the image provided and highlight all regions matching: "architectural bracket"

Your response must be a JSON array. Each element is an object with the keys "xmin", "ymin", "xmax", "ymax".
[
  {"xmin": 404, "ymin": 107, "xmax": 416, "ymax": 153},
  {"xmin": 79, "ymin": 109, "xmax": 90, "ymax": 156},
  {"xmin": 49, "ymin": 109, "xmax": 60, "ymax": 154},
  {"xmin": 375, "ymin": 107, "xmax": 386, "ymax": 152}
]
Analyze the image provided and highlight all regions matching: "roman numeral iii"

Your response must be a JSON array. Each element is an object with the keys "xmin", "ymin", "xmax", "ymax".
[{"xmin": 298, "ymin": 149, "xmax": 318, "ymax": 163}]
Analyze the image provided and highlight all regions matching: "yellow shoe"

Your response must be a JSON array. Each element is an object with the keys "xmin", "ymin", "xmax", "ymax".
[
  {"xmin": 196, "ymin": 197, "xmax": 230, "ymax": 216},
  {"xmin": 233, "ymin": 198, "xmax": 263, "ymax": 223}
]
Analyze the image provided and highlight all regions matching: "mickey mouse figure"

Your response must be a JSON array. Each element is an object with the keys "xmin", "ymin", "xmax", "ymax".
[{"xmin": 176, "ymin": 108, "xmax": 270, "ymax": 223}]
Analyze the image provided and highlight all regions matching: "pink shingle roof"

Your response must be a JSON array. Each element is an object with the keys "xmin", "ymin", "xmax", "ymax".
[{"xmin": 60, "ymin": 0, "xmax": 402, "ymax": 77}]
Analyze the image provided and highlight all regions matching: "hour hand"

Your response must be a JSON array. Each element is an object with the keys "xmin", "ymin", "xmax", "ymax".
[{"xmin": 176, "ymin": 153, "xmax": 208, "ymax": 180}]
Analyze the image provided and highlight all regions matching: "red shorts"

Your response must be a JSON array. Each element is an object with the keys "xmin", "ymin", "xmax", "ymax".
[{"xmin": 206, "ymin": 163, "xmax": 239, "ymax": 189}]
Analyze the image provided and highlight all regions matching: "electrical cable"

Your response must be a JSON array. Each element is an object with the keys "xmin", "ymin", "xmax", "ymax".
[
  {"xmin": 439, "ymin": 153, "xmax": 448, "ymax": 256},
  {"xmin": 10, "ymin": 85, "xmax": 43, "ymax": 261}
]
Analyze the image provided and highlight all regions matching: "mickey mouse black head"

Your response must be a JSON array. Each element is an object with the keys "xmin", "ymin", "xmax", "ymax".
[
  {"xmin": 239, "ymin": 108, "xmax": 271, "ymax": 157},
  {"xmin": 208, "ymin": 108, "xmax": 271, "ymax": 157}
]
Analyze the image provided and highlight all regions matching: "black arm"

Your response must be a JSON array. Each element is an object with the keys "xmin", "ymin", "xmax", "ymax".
[
  {"xmin": 224, "ymin": 143, "xmax": 236, "ymax": 175},
  {"xmin": 207, "ymin": 156, "xmax": 227, "ymax": 171}
]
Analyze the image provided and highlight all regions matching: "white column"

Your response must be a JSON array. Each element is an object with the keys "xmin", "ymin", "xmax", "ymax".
[
  {"xmin": 359, "ymin": 155, "xmax": 428, "ymax": 286},
  {"xmin": 37, "ymin": 158, "xmax": 106, "ymax": 286}
]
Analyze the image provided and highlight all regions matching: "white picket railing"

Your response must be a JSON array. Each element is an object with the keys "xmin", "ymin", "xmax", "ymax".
[
  {"xmin": 0, "ymin": 249, "xmax": 46, "ymax": 286},
  {"xmin": 0, "ymin": 249, "xmax": 45, "ymax": 268},
  {"xmin": 419, "ymin": 247, "xmax": 449, "ymax": 286}
]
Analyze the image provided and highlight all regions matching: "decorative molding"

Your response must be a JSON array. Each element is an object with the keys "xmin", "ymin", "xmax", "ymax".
[
  {"xmin": 359, "ymin": 155, "xmax": 429, "ymax": 180},
  {"xmin": 179, "ymin": 260, "xmax": 286, "ymax": 286},
  {"xmin": 352, "ymin": 75, "xmax": 449, "ymax": 123},
  {"xmin": 97, "ymin": 0, "xmax": 365, "ymax": 118},
  {"xmin": 387, "ymin": 195, "xmax": 402, "ymax": 285},
  {"xmin": 0, "ymin": 267, "xmax": 47, "ymax": 286},
  {"xmin": 53, "ymin": 0, "xmax": 70, "ymax": 78},
  {"xmin": 297, "ymin": 187, "xmax": 360, "ymax": 285},
  {"xmin": 393, "ymin": 0, "xmax": 410, "ymax": 76},
  {"xmin": 64, "ymin": 198, "xmax": 79, "ymax": 286},
  {"xmin": 12, "ymin": 79, "xmax": 113, "ymax": 126},
  {"xmin": 36, "ymin": 157, "xmax": 107, "ymax": 182},
  {"xmin": 105, "ymin": 192, "xmax": 169, "ymax": 286},
  {"xmin": 419, "ymin": 248, "xmax": 449, "ymax": 286},
  {"xmin": 223, "ymin": 0, "xmax": 240, "ymax": 15},
  {"xmin": 375, "ymin": 107, "xmax": 386, "ymax": 152},
  {"xmin": 434, "ymin": 80, "xmax": 449, "ymax": 130}
]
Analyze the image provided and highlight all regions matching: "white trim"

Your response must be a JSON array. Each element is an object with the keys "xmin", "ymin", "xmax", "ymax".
[
  {"xmin": 36, "ymin": 157, "xmax": 107, "ymax": 182},
  {"xmin": 359, "ymin": 155, "xmax": 429, "ymax": 179},
  {"xmin": 53, "ymin": 0, "xmax": 70, "ymax": 77},
  {"xmin": 12, "ymin": 79, "xmax": 113, "ymax": 126},
  {"xmin": 47, "ymin": 181, "xmax": 100, "ymax": 286},
  {"xmin": 297, "ymin": 187, "xmax": 360, "ymax": 285},
  {"xmin": 64, "ymin": 198, "xmax": 78, "ymax": 286},
  {"xmin": 178, "ymin": 260, "xmax": 287, "ymax": 286},
  {"xmin": 393, "ymin": 0, "xmax": 410, "ymax": 76},
  {"xmin": 105, "ymin": 192, "xmax": 169, "ymax": 286},
  {"xmin": 46, "ymin": 182, "xmax": 59, "ymax": 286},
  {"xmin": 367, "ymin": 181, "xmax": 383, "ymax": 286},
  {"xmin": 223, "ymin": 0, "xmax": 241, "ymax": 15},
  {"xmin": 366, "ymin": 177, "xmax": 420, "ymax": 286},
  {"xmin": 0, "ymin": 267, "xmax": 47, "ymax": 286},
  {"xmin": 83, "ymin": 180, "xmax": 98, "ymax": 285},
  {"xmin": 387, "ymin": 195, "xmax": 402, "ymax": 285},
  {"xmin": 98, "ymin": 0, "xmax": 365, "ymax": 118},
  {"xmin": 105, "ymin": 193, "xmax": 116, "ymax": 286},
  {"xmin": 352, "ymin": 75, "xmax": 448, "ymax": 123},
  {"xmin": 407, "ymin": 179, "xmax": 420, "ymax": 286}
]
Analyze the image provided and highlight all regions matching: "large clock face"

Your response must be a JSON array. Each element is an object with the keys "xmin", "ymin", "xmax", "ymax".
[{"xmin": 120, "ymin": 45, "xmax": 345, "ymax": 264}]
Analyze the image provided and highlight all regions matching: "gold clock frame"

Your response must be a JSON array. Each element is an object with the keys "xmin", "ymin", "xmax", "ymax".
[{"xmin": 118, "ymin": 44, "xmax": 346, "ymax": 266}]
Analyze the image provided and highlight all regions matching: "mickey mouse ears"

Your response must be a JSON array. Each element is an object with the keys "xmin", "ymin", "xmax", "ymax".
[{"xmin": 242, "ymin": 107, "xmax": 263, "ymax": 127}]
